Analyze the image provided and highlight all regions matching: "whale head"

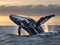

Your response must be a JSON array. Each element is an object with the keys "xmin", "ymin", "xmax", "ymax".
[
  {"xmin": 9, "ymin": 14, "xmax": 22, "ymax": 25},
  {"xmin": 10, "ymin": 15, "xmax": 37, "ymax": 30},
  {"xmin": 10, "ymin": 15, "xmax": 17, "ymax": 21}
]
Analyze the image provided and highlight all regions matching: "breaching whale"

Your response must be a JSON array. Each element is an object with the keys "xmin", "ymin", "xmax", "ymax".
[{"xmin": 9, "ymin": 15, "xmax": 55, "ymax": 36}]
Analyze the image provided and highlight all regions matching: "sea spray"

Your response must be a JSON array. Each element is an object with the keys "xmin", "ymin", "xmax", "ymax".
[{"xmin": 42, "ymin": 24, "xmax": 48, "ymax": 32}]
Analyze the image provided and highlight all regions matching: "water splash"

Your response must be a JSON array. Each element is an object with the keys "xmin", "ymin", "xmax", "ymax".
[{"xmin": 42, "ymin": 24, "xmax": 48, "ymax": 32}]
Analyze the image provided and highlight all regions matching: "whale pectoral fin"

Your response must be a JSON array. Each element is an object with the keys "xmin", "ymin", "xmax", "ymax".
[
  {"xmin": 37, "ymin": 15, "xmax": 55, "ymax": 25},
  {"xmin": 18, "ymin": 26, "xmax": 21, "ymax": 36},
  {"xmin": 36, "ymin": 15, "xmax": 55, "ymax": 34}
]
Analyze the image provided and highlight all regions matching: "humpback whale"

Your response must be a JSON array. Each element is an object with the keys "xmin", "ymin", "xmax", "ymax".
[{"xmin": 9, "ymin": 15, "xmax": 55, "ymax": 36}]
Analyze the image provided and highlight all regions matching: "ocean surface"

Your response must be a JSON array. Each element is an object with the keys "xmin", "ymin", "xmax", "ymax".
[{"xmin": 0, "ymin": 25, "xmax": 60, "ymax": 45}]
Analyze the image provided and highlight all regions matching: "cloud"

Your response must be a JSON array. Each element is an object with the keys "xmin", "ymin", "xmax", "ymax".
[{"xmin": 0, "ymin": 4, "xmax": 60, "ymax": 16}]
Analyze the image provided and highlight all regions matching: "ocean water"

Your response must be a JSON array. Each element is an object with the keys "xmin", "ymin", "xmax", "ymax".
[{"xmin": 0, "ymin": 25, "xmax": 60, "ymax": 45}]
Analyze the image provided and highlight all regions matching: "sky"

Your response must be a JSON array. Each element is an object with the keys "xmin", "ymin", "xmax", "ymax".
[
  {"xmin": 0, "ymin": 0, "xmax": 60, "ymax": 26},
  {"xmin": 0, "ymin": 0, "xmax": 60, "ymax": 6}
]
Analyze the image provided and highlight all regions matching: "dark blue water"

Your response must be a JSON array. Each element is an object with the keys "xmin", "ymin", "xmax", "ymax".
[{"xmin": 0, "ymin": 25, "xmax": 60, "ymax": 45}]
